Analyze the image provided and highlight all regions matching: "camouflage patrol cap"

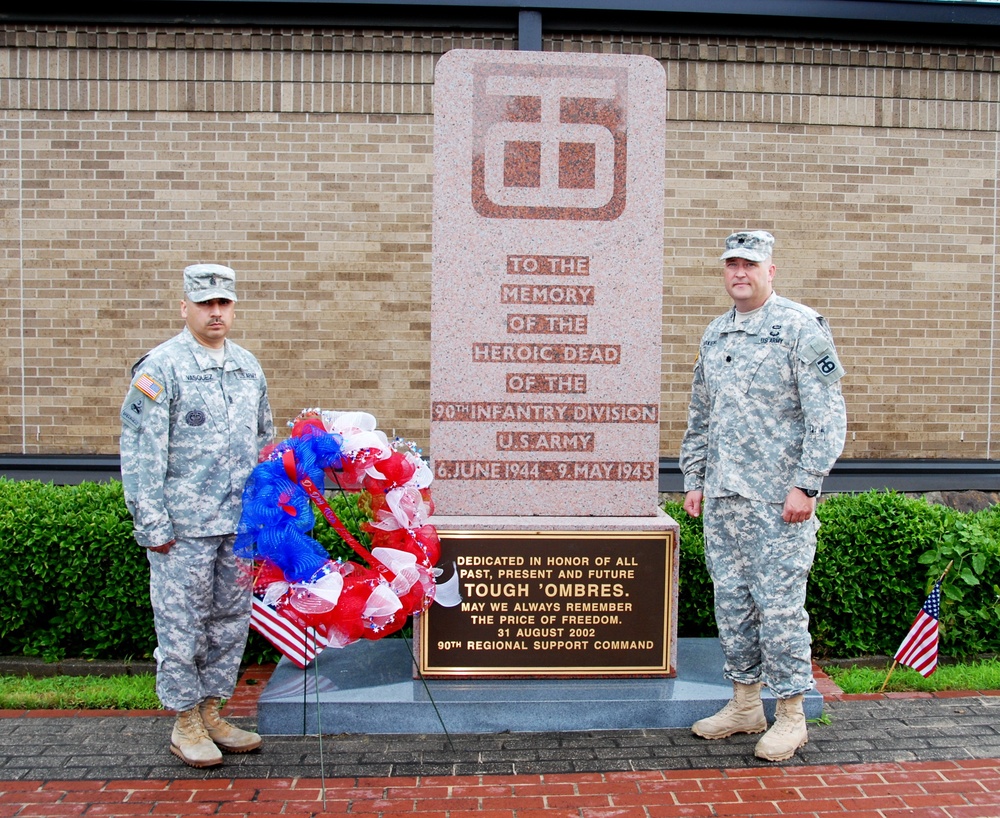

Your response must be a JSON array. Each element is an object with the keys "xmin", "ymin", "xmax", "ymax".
[
  {"xmin": 183, "ymin": 263, "xmax": 238, "ymax": 303},
  {"xmin": 720, "ymin": 230, "xmax": 775, "ymax": 262}
]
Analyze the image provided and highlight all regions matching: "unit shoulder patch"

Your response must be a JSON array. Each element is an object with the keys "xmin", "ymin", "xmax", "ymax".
[
  {"xmin": 121, "ymin": 390, "xmax": 146, "ymax": 431},
  {"xmin": 800, "ymin": 336, "xmax": 845, "ymax": 385}
]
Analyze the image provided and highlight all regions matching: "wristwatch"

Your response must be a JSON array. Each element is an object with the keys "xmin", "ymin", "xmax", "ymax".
[{"xmin": 796, "ymin": 487, "xmax": 819, "ymax": 498}]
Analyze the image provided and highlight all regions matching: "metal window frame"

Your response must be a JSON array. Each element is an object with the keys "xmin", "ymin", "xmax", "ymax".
[
  {"xmin": 4, "ymin": 1, "xmax": 1000, "ymax": 45},
  {"xmin": 2, "ymin": 454, "xmax": 996, "ymax": 492}
]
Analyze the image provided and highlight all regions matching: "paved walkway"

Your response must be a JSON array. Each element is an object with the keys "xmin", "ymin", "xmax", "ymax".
[{"xmin": 1, "ymin": 665, "xmax": 999, "ymax": 817}]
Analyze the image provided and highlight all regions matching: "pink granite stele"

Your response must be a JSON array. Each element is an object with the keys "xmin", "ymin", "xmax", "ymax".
[{"xmin": 431, "ymin": 49, "xmax": 668, "ymax": 519}]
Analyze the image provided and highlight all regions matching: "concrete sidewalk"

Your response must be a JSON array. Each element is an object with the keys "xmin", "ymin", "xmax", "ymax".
[{"xmin": 1, "ymin": 666, "xmax": 999, "ymax": 817}]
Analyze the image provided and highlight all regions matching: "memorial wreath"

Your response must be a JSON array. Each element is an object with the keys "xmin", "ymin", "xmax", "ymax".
[{"xmin": 235, "ymin": 410, "xmax": 459, "ymax": 667}]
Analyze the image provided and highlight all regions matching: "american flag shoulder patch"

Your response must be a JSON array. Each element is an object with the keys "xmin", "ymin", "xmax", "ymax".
[{"xmin": 134, "ymin": 372, "xmax": 163, "ymax": 401}]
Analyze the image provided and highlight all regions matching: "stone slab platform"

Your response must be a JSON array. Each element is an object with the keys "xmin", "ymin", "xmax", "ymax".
[{"xmin": 256, "ymin": 637, "xmax": 823, "ymax": 735}]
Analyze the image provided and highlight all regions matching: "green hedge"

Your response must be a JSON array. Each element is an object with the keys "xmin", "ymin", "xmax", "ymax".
[
  {"xmin": 666, "ymin": 491, "xmax": 1000, "ymax": 659},
  {"xmin": 1, "ymin": 477, "xmax": 997, "ymax": 662},
  {"xmin": 0, "ymin": 478, "xmax": 153, "ymax": 661},
  {"xmin": 0, "ymin": 478, "xmax": 368, "ymax": 663},
  {"xmin": 809, "ymin": 492, "xmax": 959, "ymax": 657}
]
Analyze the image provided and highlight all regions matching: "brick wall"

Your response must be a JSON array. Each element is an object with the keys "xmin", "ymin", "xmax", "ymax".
[{"xmin": 1, "ymin": 25, "xmax": 997, "ymax": 460}]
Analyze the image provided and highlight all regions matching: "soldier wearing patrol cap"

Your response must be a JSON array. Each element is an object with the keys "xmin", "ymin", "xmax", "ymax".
[
  {"xmin": 679, "ymin": 231, "xmax": 847, "ymax": 762},
  {"xmin": 120, "ymin": 263, "xmax": 273, "ymax": 768}
]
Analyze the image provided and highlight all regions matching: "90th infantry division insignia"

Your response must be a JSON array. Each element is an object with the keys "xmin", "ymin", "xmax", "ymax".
[{"xmin": 805, "ymin": 338, "xmax": 845, "ymax": 385}]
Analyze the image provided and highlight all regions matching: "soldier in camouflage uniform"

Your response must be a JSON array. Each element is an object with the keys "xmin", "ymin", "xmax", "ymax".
[
  {"xmin": 679, "ymin": 231, "xmax": 846, "ymax": 762},
  {"xmin": 120, "ymin": 264, "xmax": 274, "ymax": 768}
]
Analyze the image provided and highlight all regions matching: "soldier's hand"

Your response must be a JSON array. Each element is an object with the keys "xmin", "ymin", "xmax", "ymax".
[
  {"xmin": 148, "ymin": 540, "xmax": 175, "ymax": 554},
  {"xmin": 782, "ymin": 489, "xmax": 816, "ymax": 524},
  {"xmin": 683, "ymin": 490, "xmax": 704, "ymax": 518}
]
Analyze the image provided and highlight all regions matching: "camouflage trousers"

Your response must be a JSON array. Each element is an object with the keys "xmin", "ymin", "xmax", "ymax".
[
  {"xmin": 146, "ymin": 534, "xmax": 251, "ymax": 712},
  {"xmin": 702, "ymin": 495, "xmax": 818, "ymax": 698}
]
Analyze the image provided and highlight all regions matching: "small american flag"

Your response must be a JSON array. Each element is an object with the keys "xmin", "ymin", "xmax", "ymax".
[
  {"xmin": 250, "ymin": 596, "xmax": 328, "ymax": 669},
  {"xmin": 893, "ymin": 581, "xmax": 942, "ymax": 678},
  {"xmin": 134, "ymin": 372, "xmax": 163, "ymax": 400}
]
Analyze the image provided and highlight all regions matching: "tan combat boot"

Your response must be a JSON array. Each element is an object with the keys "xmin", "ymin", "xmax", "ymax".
[
  {"xmin": 692, "ymin": 681, "xmax": 768, "ymax": 739},
  {"xmin": 199, "ymin": 697, "xmax": 263, "ymax": 753},
  {"xmin": 170, "ymin": 707, "xmax": 223, "ymax": 768},
  {"xmin": 754, "ymin": 694, "xmax": 808, "ymax": 761}
]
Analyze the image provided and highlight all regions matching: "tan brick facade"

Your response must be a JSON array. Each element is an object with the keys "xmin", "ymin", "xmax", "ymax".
[{"xmin": 1, "ymin": 25, "xmax": 997, "ymax": 461}]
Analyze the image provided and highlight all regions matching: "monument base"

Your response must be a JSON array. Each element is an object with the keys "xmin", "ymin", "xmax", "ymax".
[{"xmin": 256, "ymin": 638, "xmax": 824, "ymax": 735}]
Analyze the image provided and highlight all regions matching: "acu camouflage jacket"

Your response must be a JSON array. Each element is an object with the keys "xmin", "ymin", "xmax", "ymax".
[
  {"xmin": 119, "ymin": 327, "xmax": 274, "ymax": 547},
  {"xmin": 680, "ymin": 294, "xmax": 847, "ymax": 504}
]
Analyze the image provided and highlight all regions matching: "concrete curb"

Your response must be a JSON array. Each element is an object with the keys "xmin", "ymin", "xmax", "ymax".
[{"xmin": 0, "ymin": 656, "xmax": 155, "ymax": 678}]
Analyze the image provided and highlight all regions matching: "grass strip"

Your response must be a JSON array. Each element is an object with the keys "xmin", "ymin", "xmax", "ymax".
[
  {"xmin": 2, "ymin": 659, "xmax": 1000, "ymax": 709},
  {"xmin": 0, "ymin": 673, "xmax": 160, "ymax": 710},
  {"xmin": 825, "ymin": 658, "xmax": 1000, "ymax": 694}
]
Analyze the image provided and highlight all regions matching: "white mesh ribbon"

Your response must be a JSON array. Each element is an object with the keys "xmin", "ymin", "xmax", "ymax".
[
  {"xmin": 288, "ymin": 585, "xmax": 336, "ymax": 614},
  {"xmin": 433, "ymin": 564, "xmax": 463, "ymax": 608},
  {"xmin": 324, "ymin": 629, "xmax": 354, "ymax": 650},
  {"xmin": 321, "ymin": 410, "xmax": 392, "ymax": 460},
  {"xmin": 305, "ymin": 569, "xmax": 345, "ymax": 605},
  {"xmin": 283, "ymin": 566, "xmax": 346, "ymax": 615},
  {"xmin": 405, "ymin": 453, "xmax": 434, "ymax": 490},
  {"xmin": 363, "ymin": 582, "xmax": 405, "ymax": 629},
  {"xmin": 261, "ymin": 581, "xmax": 290, "ymax": 606},
  {"xmin": 369, "ymin": 486, "xmax": 431, "ymax": 532},
  {"xmin": 372, "ymin": 546, "xmax": 424, "ymax": 596}
]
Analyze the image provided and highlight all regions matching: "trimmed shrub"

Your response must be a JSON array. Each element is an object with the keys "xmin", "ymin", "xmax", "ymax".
[
  {"xmin": 917, "ymin": 503, "xmax": 1000, "ymax": 658},
  {"xmin": 666, "ymin": 490, "xmax": 999, "ymax": 659},
  {"xmin": 0, "ymin": 478, "xmax": 155, "ymax": 661},
  {"xmin": 0, "ymin": 478, "xmax": 371, "ymax": 664},
  {"xmin": 0, "ymin": 478, "xmax": 996, "ymax": 662},
  {"xmin": 808, "ymin": 491, "xmax": 958, "ymax": 657}
]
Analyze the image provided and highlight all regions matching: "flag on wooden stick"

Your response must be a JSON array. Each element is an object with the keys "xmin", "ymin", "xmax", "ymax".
[{"xmin": 892, "ymin": 580, "xmax": 942, "ymax": 678}]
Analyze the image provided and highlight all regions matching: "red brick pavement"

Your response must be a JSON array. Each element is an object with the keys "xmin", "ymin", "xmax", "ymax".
[
  {"xmin": 1, "ymin": 762, "xmax": 998, "ymax": 818},
  {"xmin": 2, "ymin": 663, "xmax": 999, "ymax": 818}
]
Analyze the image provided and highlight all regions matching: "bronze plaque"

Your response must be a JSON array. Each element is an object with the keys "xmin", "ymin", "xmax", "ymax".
[{"xmin": 417, "ymin": 529, "xmax": 675, "ymax": 677}]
